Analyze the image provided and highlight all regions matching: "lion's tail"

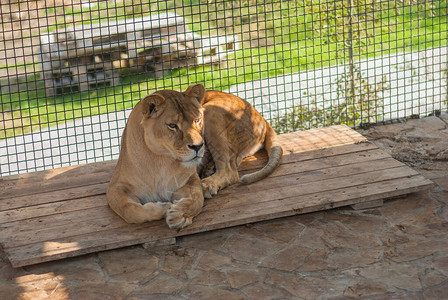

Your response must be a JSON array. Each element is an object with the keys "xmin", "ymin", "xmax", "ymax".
[{"xmin": 240, "ymin": 123, "xmax": 283, "ymax": 184}]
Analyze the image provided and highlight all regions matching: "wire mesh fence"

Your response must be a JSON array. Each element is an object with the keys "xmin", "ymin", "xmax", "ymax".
[{"xmin": 0, "ymin": 0, "xmax": 447, "ymax": 175}]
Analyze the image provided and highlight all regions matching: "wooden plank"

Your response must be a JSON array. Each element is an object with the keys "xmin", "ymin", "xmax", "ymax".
[
  {"xmin": 239, "ymin": 148, "xmax": 392, "ymax": 180},
  {"xmin": 0, "ymin": 145, "xmax": 387, "ymax": 217},
  {"xmin": 0, "ymin": 147, "xmax": 395, "ymax": 249},
  {"xmin": 0, "ymin": 182, "xmax": 108, "ymax": 212},
  {"xmin": 239, "ymin": 141, "xmax": 377, "ymax": 171},
  {"xmin": 0, "ymin": 141, "xmax": 379, "ymax": 211},
  {"xmin": 0, "ymin": 163, "xmax": 421, "ymax": 249},
  {"xmin": 0, "ymin": 162, "xmax": 426, "ymax": 241},
  {"xmin": 0, "ymin": 160, "xmax": 115, "ymax": 200},
  {"xmin": 4, "ymin": 174, "xmax": 432, "ymax": 268},
  {"xmin": 5, "ymin": 221, "xmax": 171, "ymax": 268},
  {"xmin": 0, "ymin": 195, "xmax": 107, "ymax": 224},
  {"xmin": 0, "ymin": 206, "xmax": 118, "ymax": 244},
  {"xmin": 2, "ymin": 211, "xmax": 124, "ymax": 249},
  {"xmin": 200, "ymin": 166, "xmax": 421, "ymax": 212},
  {"xmin": 0, "ymin": 149, "xmax": 394, "ymax": 228},
  {"xmin": 233, "ymin": 157, "xmax": 404, "ymax": 195},
  {"xmin": 0, "ymin": 159, "xmax": 115, "ymax": 184},
  {"xmin": 185, "ymin": 176, "xmax": 433, "ymax": 231}
]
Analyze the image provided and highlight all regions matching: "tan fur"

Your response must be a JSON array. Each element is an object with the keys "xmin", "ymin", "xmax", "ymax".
[
  {"xmin": 107, "ymin": 84, "xmax": 282, "ymax": 229},
  {"xmin": 107, "ymin": 84, "xmax": 206, "ymax": 229},
  {"xmin": 200, "ymin": 89, "xmax": 283, "ymax": 198}
]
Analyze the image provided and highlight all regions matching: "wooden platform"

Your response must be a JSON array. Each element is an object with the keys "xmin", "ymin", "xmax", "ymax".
[{"xmin": 0, "ymin": 125, "xmax": 433, "ymax": 267}]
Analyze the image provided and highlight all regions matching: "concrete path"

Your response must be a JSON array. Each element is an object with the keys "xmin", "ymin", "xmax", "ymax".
[
  {"xmin": 1, "ymin": 109, "xmax": 130, "ymax": 175},
  {"xmin": 1, "ymin": 114, "xmax": 447, "ymax": 299},
  {"xmin": 228, "ymin": 46, "xmax": 447, "ymax": 122}
]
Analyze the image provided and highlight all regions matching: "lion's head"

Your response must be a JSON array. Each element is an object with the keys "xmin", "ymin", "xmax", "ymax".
[{"xmin": 138, "ymin": 84, "xmax": 206, "ymax": 168}]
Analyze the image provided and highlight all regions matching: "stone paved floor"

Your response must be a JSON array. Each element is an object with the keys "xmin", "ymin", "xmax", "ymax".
[{"xmin": 1, "ymin": 114, "xmax": 447, "ymax": 300}]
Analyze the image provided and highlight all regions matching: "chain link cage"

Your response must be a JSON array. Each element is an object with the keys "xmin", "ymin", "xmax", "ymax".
[{"xmin": 1, "ymin": 0, "xmax": 447, "ymax": 175}]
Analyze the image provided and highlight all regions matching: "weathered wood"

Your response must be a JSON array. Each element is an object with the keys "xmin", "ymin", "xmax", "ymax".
[
  {"xmin": 4, "ymin": 174, "xmax": 432, "ymax": 268},
  {"xmin": 0, "ymin": 146, "xmax": 385, "ymax": 213},
  {"xmin": 0, "ymin": 182, "xmax": 108, "ymax": 212},
  {"xmin": 4, "ymin": 222, "xmax": 170, "ymax": 268},
  {"xmin": 0, "ymin": 156, "xmax": 406, "ymax": 248},
  {"xmin": 201, "ymin": 166, "xmax": 421, "ymax": 213},
  {"xmin": 0, "ymin": 206, "xmax": 119, "ymax": 246},
  {"xmin": 228, "ymin": 157, "xmax": 404, "ymax": 196},
  {"xmin": 186, "ymin": 175, "xmax": 432, "ymax": 231},
  {"xmin": 0, "ymin": 125, "xmax": 434, "ymax": 268},
  {"xmin": 0, "ymin": 161, "xmax": 115, "ymax": 201},
  {"xmin": 0, "ymin": 194, "xmax": 107, "ymax": 224}
]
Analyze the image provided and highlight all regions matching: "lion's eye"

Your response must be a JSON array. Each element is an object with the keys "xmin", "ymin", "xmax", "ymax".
[
  {"xmin": 168, "ymin": 123, "xmax": 178, "ymax": 130},
  {"xmin": 194, "ymin": 117, "xmax": 202, "ymax": 126}
]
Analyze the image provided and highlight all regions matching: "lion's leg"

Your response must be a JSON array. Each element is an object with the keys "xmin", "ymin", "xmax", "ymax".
[
  {"xmin": 201, "ymin": 166, "xmax": 239, "ymax": 198},
  {"xmin": 166, "ymin": 173, "xmax": 204, "ymax": 230},
  {"xmin": 200, "ymin": 139, "xmax": 241, "ymax": 198},
  {"xmin": 197, "ymin": 147, "xmax": 216, "ymax": 179},
  {"xmin": 107, "ymin": 185, "xmax": 170, "ymax": 224}
]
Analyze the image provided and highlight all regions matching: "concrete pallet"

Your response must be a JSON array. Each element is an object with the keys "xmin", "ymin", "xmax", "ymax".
[{"xmin": 38, "ymin": 13, "xmax": 239, "ymax": 95}]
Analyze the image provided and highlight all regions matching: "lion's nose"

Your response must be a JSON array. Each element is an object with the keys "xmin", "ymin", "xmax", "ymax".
[{"xmin": 188, "ymin": 143, "xmax": 204, "ymax": 153}]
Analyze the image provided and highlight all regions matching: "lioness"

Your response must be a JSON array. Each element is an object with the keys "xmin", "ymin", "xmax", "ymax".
[{"xmin": 107, "ymin": 84, "xmax": 282, "ymax": 229}]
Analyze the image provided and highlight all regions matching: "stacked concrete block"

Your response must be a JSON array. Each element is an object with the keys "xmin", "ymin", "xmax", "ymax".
[{"xmin": 38, "ymin": 13, "xmax": 239, "ymax": 96}]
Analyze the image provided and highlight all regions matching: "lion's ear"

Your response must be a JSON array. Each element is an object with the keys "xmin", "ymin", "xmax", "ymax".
[
  {"xmin": 184, "ymin": 84, "xmax": 205, "ymax": 103},
  {"xmin": 141, "ymin": 94, "xmax": 166, "ymax": 118}
]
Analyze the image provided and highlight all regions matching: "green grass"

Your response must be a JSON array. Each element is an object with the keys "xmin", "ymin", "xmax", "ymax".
[{"xmin": 1, "ymin": 0, "xmax": 447, "ymax": 139}]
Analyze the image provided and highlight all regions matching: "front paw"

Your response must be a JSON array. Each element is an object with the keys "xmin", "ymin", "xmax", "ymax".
[
  {"xmin": 201, "ymin": 177, "xmax": 220, "ymax": 199},
  {"xmin": 165, "ymin": 207, "xmax": 192, "ymax": 230}
]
